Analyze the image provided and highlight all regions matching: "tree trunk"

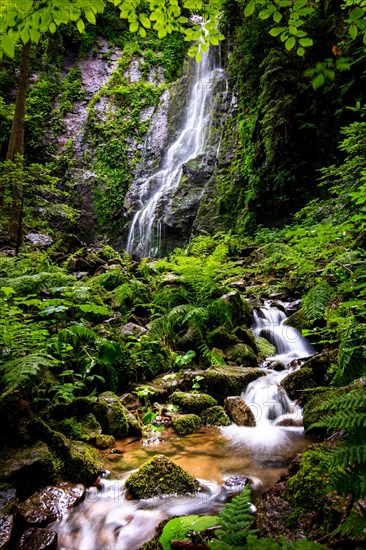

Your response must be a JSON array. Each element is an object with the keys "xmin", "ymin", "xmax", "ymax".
[{"xmin": 5, "ymin": 41, "xmax": 31, "ymax": 251}]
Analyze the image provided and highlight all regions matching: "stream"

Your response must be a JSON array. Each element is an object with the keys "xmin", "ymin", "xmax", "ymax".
[{"xmin": 52, "ymin": 305, "xmax": 316, "ymax": 549}]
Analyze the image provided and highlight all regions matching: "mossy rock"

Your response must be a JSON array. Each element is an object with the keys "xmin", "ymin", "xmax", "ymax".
[
  {"xmin": 94, "ymin": 435, "xmax": 115, "ymax": 449},
  {"xmin": 93, "ymin": 392, "xmax": 129, "ymax": 438},
  {"xmin": 218, "ymin": 291, "xmax": 253, "ymax": 327},
  {"xmin": 301, "ymin": 352, "xmax": 333, "ymax": 387},
  {"xmin": 233, "ymin": 327, "xmax": 258, "ymax": 353},
  {"xmin": 170, "ymin": 392, "xmax": 218, "ymax": 413},
  {"xmin": 63, "ymin": 441, "xmax": 103, "ymax": 485},
  {"xmin": 201, "ymin": 366, "xmax": 266, "ymax": 403},
  {"xmin": 223, "ymin": 343, "xmax": 258, "ymax": 367},
  {"xmin": 283, "ymin": 308, "xmax": 311, "ymax": 331},
  {"xmin": 207, "ymin": 326, "xmax": 239, "ymax": 349},
  {"xmin": 51, "ymin": 396, "xmax": 96, "ymax": 420},
  {"xmin": 125, "ymin": 455, "xmax": 199, "ymax": 499},
  {"xmin": 200, "ymin": 406, "xmax": 231, "ymax": 427},
  {"xmin": 224, "ymin": 396, "xmax": 256, "ymax": 426},
  {"xmin": 172, "ymin": 414, "xmax": 202, "ymax": 436},
  {"xmin": 303, "ymin": 387, "xmax": 346, "ymax": 438},
  {"xmin": 280, "ymin": 367, "xmax": 317, "ymax": 400},
  {"xmin": 255, "ymin": 336, "xmax": 276, "ymax": 360},
  {"xmin": 149, "ymin": 372, "xmax": 184, "ymax": 395},
  {"xmin": 58, "ymin": 414, "xmax": 102, "ymax": 443}
]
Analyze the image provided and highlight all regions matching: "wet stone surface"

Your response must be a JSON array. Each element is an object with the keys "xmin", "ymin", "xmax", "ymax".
[{"xmin": 14, "ymin": 527, "xmax": 58, "ymax": 550}]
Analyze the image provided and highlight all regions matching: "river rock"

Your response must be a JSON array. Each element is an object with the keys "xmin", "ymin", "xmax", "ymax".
[
  {"xmin": 18, "ymin": 482, "xmax": 85, "ymax": 526},
  {"xmin": 223, "ymin": 343, "xmax": 258, "ymax": 367},
  {"xmin": 170, "ymin": 392, "xmax": 218, "ymax": 413},
  {"xmin": 224, "ymin": 396, "xmax": 256, "ymax": 426},
  {"xmin": 121, "ymin": 322, "xmax": 147, "ymax": 337},
  {"xmin": 200, "ymin": 406, "xmax": 231, "ymax": 426},
  {"xmin": 57, "ymin": 413, "xmax": 102, "ymax": 442},
  {"xmin": 255, "ymin": 336, "xmax": 276, "ymax": 359},
  {"xmin": 125, "ymin": 455, "xmax": 199, "ymax": 499},
  {"xmin": 63, "ymin": 442, "xmax": 104, "ymax": 485},
  {"xmin": 198, "ymin": 366, "xmax": 266, "ymax": 403},
  {"xmin": 301, "ymin": 351, "xmax": 333, "ymax": 387},
  {"xmin": 14, "ymin": 527, "xmax": 57, "ymax": 550},
  {"xmin": 280, "ymin": 367, "xmax": 317, "ymax": 400},
  {"xmin": 233, "ymin": 327, "xmax": 258, "ymax": 352},
  {"xmin": 172, "ymin": 414, "xmax": 202, "ymax": 435},
  {"xmin": 219, "ymin": 291, "xmax": 253, "ymax": 327},
  {"xmin": 0, "ymin": 513, "xmax": 14, "ymax": 549},
  {"xmin": 283, "ymin": 308, "xmax": 311, "ymax": 331},
  {"xmin": 119, "ymin": 393, "xmax": 141, "ymax": 410},
  {"xmin": 93, "ymin": 392, "xmax": 129, "ymax": 438}
]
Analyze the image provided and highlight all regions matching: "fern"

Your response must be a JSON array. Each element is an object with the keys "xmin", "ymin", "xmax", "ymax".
[
  {"xmin": 210, "ymin": 485, "xmax": 256, "ymax": 549},
  {"xmin": 58, "ymin": 325, "xmax": 98, "ymax": 347},
  {"xmin": 0, "ymin": 351, "xmax": 57, "ymax": 398},
  {"xmin": 302, "ymin": 283, "xmax": 334, "ymax": 322}
]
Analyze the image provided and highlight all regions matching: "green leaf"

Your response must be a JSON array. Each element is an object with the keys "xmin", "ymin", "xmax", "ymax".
[
  {"xmin": 259, "ymin": 8, "xmax": 274, "ymax": 19},
  {"xmin": 273, "ymin": 11, "xmax": 282, "ymax": 23},
  {"xmin": 78, "ymin": 303, "xmax": 111, "ymax": 316},
  {"xmin": 299, "ymin": 37, "xmax": 313, "ymax": 47},
  {"xmin": 20, "ymin": 27, "xmax": 30, "ymax": 44},
  {"xmin": 76, "ymin": 18, "xmax": 85, "ymax": 33},
  {"xmin": 269, "ymin": 26, "xmax": 285, "ymax": 37},
  {"xmin": 1, "ymin": 34, "xmax": 15, "ymax": 58},
  {"xmin": 289, "ymin": 25, "xmax": 298, "ymax": 35},
  {"xmin": 244, "ymin": 2, "xmax": 255, "ymax": 16},
  {"xmin": 312, "ymin": 73, "xmax": 325, "ymax": 89},
  {"xmin": 84, "ymin": 8, "xmax": 96, "ymax": 24},
  {"xmin": 158, "ymin": 28, "xmax": 167, "ymax": 38},
  {"xmin": 349, "ymin": 24, "xmax": 358, "ymax": 39},
  {"xmin": 139, "ymin": 13, "xmax": 151, "ymax": 28},
  {"xmin": 195, "ymin": 50, "xmax": 202, "ymax": 62},
  {"xmin": 29, "ymin": 27, "xmax": 40, "ymax": 43},
  {"xmin": 293, "ymin": 0, "xmax": 309, "ymax": 9},
  {"xmin": 297, "ymin": 46, "xmax": 305, "ymax": 56},
  {"xmin": 160, "ymin": 516, "xmax": 219, "ymax": 550},
  {"xmin": 285, "ymin": 36, "xmax": 296, "ymax": 50},
  {"xmin": 139, "ymin": 26, "xmax": 146, "ymax": 37},
  {"xmin": 349, "ymin": 7, "xmax": 365, "ymax": 20},
  {"xmin": 129, "ymin": 21, "xmax": 139, "ymax": 33}
]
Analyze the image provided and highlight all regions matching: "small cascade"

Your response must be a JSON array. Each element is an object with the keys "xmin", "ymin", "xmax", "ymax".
[
  {"xmin": 222, "ymin": 304, "xmax": 315, "ymax": 454},
  {"xmin": 126, "ymin": 47, "xmax": 226, "ymax": 258}
]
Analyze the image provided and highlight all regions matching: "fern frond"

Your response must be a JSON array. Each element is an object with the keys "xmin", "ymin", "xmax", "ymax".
[
  {"xmin": 329, "ymin": 444, "xmax": 366, "ymax": 468},
  {"xmin": 302, "ymin": 283, "xmax": 334, "ymax": 322},
  {"xmin": 58, "ymin": 325, "xmax": 98, "ymax": 347},
  {"xmin": 314, "ymin": 390, "xmax": 366, "ymax": 413},
  {"xmin": 1, "ymin": 351, "xmax": 57, "ymax": 398}
]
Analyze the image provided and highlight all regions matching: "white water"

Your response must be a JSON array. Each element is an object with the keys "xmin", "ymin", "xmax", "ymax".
[
  {"xmin": 126, "ymin": 49, "xmax": 225, "ymax": 257},
  {"xmin": 222, "ymin": 304, "xmax": 315, "ymax": 453}
]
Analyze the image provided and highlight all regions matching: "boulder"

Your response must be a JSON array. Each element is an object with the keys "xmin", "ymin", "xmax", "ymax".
[
  {"xmin": 121, "ymin": 322, "xmax": 147, "ymax": 337},
  {"xmin": 283, "ymin": 308, "xmax": 311, "ymax": 331},
  {"xmin": 170, "ymin": 392, "xmax": 218, "ymax": 413},
  {"xmin": 255, "ymin": 336, "xmax": 276, "ymax": 360},
  {"xmin": 119, "ymin": 393, "xmax": 141, "ymax": 410},
  {"xmin": 200, "ymin": 366, "xmax": 266, "ymax": 403},
  {"xmin": 57, "ymin": 413, "xmax": 102, "ymax": 443},
  {"xmin": 301, "ymin": 352, "xmax": 333, "ymax": 387},
  {"xmin": 63, "ymin": 442, "xmax": 103, "ymax": 485},
  {"xmin": 93, "ymin": 392, "xmax": 129, "ymax": 438},
  {"xmin": 200, "ymin": 406, "xmax": 231, "ymax": 427},
  {"xmin": 18, "ymin": 482, "xmax": 85, "ymax": 526},
  {"xmin": 14, "ymin": 527, "xmax": 58, "ymax": 550},
  {"xmin": 0, "ymin": 488, "xmax": 17, "ymax": 549},
  {"xmin": 223, "ymin": 343, "xmax": 258, "ymax": 367},
  {"xmin": 280, "ymin": 367, "xmax": 317, "ymax": 401},
  {"xmin": 94, "ymin": 435, "xmax": 116, "ymax": 449},
  {"xmin": 233, "ymin": 327, "xmax": 258, "ymax": 352},
  {"xmin": 224, "ymin": 396, "xmax": 256, "ymax": 426},
  {"xmin": 125, "ymin": 455, "xmax": 199, "ymax": 499},
  {"xmin": 218, "ymin": 291, "xmax": 253, "ymax": 327},
  {"xmin": 172, "ymin": 414, "xmax": 202, "ymax": 436}
]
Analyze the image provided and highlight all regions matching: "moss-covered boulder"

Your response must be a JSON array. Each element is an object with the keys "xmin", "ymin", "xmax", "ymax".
[
  {"xmin": 280, "ymin": 367, "xmax": 317, "ymax": 401},
  {"xmin": 58, "ymin": 414, "xmax": 102, "ymax": 443},
  {"xmin": 148, "ymin": 373, "xmax": 184, "ymax": 395},
  {"xmin": 201, "ymin": 366, "xmax": 266, "ymax": 403},
  {"xmin": 94, "ymin": 435, "xmax": 116, "ymax": 449},
  {"xmin": 172, "ymin": 414, "xmax": 202, "ymax": 436},
  {"xmin": 200, "ymin": 406, "xmax": 231, "ymax": 427},
  {"xmin": 93, "ymin": 392, "xmax": 129, "ymax": 438},
  {"xmin": 170, "ymin": 392, "xmax": 218, "ymax": 413},
  {"xmin": 223, "ymin": 343, "xmax": 258, "ymax": 367},
  {"xmin": 208, "ymin": 326, "xmax": 238, "ymax": 349},
  {"xmin": 283, "ymin": 308, "xmax": 311, "ymax": 331},
  {"xmin": 218, "ymin": 291, "xmax": 253, "ymax": 327},
  {"xmin": 63, "ymin": 442, "xmax": 103, "ymax": 485},
  {"xmin": 233, "ymin": 327, "xmax": 258, "ymax": 353},
  {"xmin": 125, "ymin": 455, "xmax": 199, "ymax": 499},
  {"xmin": 224, "ymin": 396, "xmax": 256, "ymax": 426},
  {"xmin": 255, "ymin": 336, "xmax": 276, "ymax": 360},
  {"xmin": 301, "ymin": 352, "xmax": 333, "ymax": 387}
]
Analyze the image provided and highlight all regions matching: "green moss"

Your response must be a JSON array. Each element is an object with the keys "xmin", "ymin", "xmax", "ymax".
[
  {"xmin": 170, "ymin": 392, "xmax": 218, "ymax": 414},
  {"xmin": 58, "ymin": 414, "xmax": 101, "ymax": 442},
  {"xmin": 280, "ymin": 367, "xmax": 317, "ymax": 401},
  {"xmin": 283, "ymin": 308, "xmax": 311, "ymax": 331},
  {"xmin": 125, "ymin": 454, "xmax": 199, "ymax": 499},
  {"xmin": 94, "ymin": 392, "xmax": 129, "ymax": 438},
  {"xmin": 224, "ymin": 343, "xmax": 258, "ymax": 366},
  {"xmin": 200, "ymin": 406, "xmax": 231, "ymax": 427},
  {"xmin": 63, "ymin": 441, "xmax": 103, "ymax": 485},
  {"xmin": 255, "ymin": 336, "xmax": 276, "ymax": 359},
  {"xmin": 172, "ymin": 414, "xmax": 202, "ymax": 436},
  {"xmin": 201, "ymin": 366, "xmax": 265, "ymax": 403},
  {"xmin": 94, "ymin": 434, "xmax": 115, "ymax": 449}
]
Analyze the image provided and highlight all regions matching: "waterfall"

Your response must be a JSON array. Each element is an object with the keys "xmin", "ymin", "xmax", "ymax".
[
  {"xmin": 126, "ymin": 48, "xmax": 225, "ymax": 258},
  {"xmin": 222, "ymin": 304, "xmax": 315, "ymax": 454}
]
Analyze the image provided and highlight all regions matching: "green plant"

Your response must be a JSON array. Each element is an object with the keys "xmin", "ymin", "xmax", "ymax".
[{"xmin": 174, "ymin": 349, "xmax": 196, "ymax": 367}]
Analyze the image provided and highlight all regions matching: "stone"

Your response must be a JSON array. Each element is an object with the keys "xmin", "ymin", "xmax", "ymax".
[
  {"xmin": 172, "ymin": 414, "xmax": 202, "ymax": 436},
  {"xmin": 94, "ymin": 435, "xmax": 116, "ymax": 449},
  {"xmin": 119, "ymin": 393, "xmax": 141, "ymax": 410},
  {"xmin": 24, "ymin": 233, "xmax": 53, "ymax": 247},
  {"xmin": 218, "ymin": 291, "xmax": 253, "ymax": 327},
  {"xmin": 200, "ymin": 406, "xmax": 231, "ymax": 427},
  {"xmin": 301, "ymin": 352, "xmax": 333, "ymax": 387},
  {"xmin": 283, "ymin": 308, "xmax": 311, "ymax": 331},
  {"xmin": 233, "ymin": 327, "xmax": 258, "ymax": 352},
  {"xmin": 275, "ymin": 417, "xmax": 303, "ymax": 427},
  {"xmin": 255, "ymin": 336, "xmax": 276, "ymax": 360},
  {"xmin": 18, "ymin": 482, "xmax": 85, "ymax": 526},
  {"xmin": 57, "ymin": 413, "xmax": 102, "ymax": 442},
  {"xmin": 270, "ymin": 360, "xmax": 286, "ymax": 371},
  {"xmin": 125, "ymin": 455, "xmax": 199, "ymax": 499},
  {"xmin": 280, "ymin": 367, "xmax": 317, "ymax": 401},
  {"xmin": 224, "ymin": 396, "xmax": 256, "ymax": 426},
  {"xmin": 170, "ymin": 392, "xmax": 218, "ymax": 414},
  {"xmin": 63, "ymin": 442, "xmax": 103, "ymax": 485},
  {"xmin": 14, "ymin": 527, "xmax": 58, "ymax": 550},
  {"xmin": 121, "ymin": 322, "xmax": 147, "ymax": 337},
  {"xmin": 93, "ymin": 392, "xmax": 129, "ymax": 438},
  {"xmin": 199, "ymin": 366, "xmax": 266, "ymax": 403},
  {"xmin": 0, "ymin": 513, "xmax": 14, "ymax": 549},
  {"xmin": 224, "ymin": 343, "xmax": 258, "ymax": 367}
]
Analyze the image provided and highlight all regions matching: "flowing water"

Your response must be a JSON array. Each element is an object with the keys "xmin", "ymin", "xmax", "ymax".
[
  {"xmin": 53, "ymin": 305, "xmax": 315, "ymax": 549},
  {"xmin": 126, "ymin": 49, "xmax": 225, "ymax": 258}
]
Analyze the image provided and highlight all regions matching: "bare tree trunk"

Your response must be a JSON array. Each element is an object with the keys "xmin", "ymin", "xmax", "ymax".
[{"xmin": 5, "ymin": 41, "xmax": 31, "ymax": 251}]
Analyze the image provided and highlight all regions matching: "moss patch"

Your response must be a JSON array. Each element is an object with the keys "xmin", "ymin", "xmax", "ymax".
[
  {"xmin": 280, "ymin": 367, "xmax": 317, "ymax": 401},
  {"xmin": 63, "ymin": 441, "xmax": 103, "ymax": 485},
  {"xmin": 201, "ymin": 366, "xmax": 266, "ymax": 403},
  {"xmin": 256, "ymin": 336, "xmax": 276, "ymax": 359},
  {"xmin": 58, "ymin": 413, "xmax": 102, "ymax": 442},
  {"xmin": 172, "ymin": 414, "xmax": 202, "ymax": 436},
  {"xmin": 200, "ymin": 406, "xmax": 231, "ymax": 426},
  {"xmin": 93, "ymin": 391, "xmax": 129, "ymax": 438},
  {"xmin": 170, "ymin": 392, "xmax": 218, "ymax": 413},
  {"xmin": 125, "ymin": 455, "xmax": 199, "ymax": 499}
]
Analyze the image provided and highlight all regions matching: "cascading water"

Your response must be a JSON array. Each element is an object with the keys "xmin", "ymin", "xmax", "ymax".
[
  {"xmin": 126, "ymin": 48, "xmax": 225, "ymax": 258},
  {"xmin": 222, "ymin": 304, "xmax": 315, "ymax": 454}
]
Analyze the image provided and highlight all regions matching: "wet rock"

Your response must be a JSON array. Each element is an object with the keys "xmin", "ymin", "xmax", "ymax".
[
  {"xmin": 142, "ymin": 437, "xmax": 161, "ymax": 446},
  {"xmin": 283, "ymin": 308, "xmax": 311, "ymax": 331},
  {"xmin": 18, "ymin": 482, "xmax": 85, "ymax": 526},
  {"xmin": 119, "ymin": 393, "xmax": 141, "ymax": 410},
  {"xmin": 93, "ymin": 392, "xmax": 129, "ymax": 438},
  {"xmin": 0, "ymin": 513, "xmax": 14, "ymax": 549},
  {"xmin": 280, "ymin": 367, "xmax": 317, "ymax": 401},
  {"xmin": 200, "ymin": 406, "xmax": 231, "ymax": 427},
  {"xmin": 125, "ymin": 409, "xmax": 144, "ymax": 437},
  {"xmin": 275, "ymin": 418, "xmax": 303, "ymax": 427},
  {"xmin": 63, "ymin": 442, "xmax": 104, "ymax": 485},
  {"xmin": 208, "ymin": 326, "xmax": 238, "ymax": 348},
  {"xmin": 255, "ymin": 336, "xmax": 276, "ymax": 360},
  {"xmin": 14, "ymin": 527, "xmax": 57, "ymax": 550},
  {"xmin": 170, "ymin": 392, "xmax": 218, "ymax": 414},
  {"xmin": 57, "ymin": 413, "xmax": 102, "ymax": 443},
  {"xmin": 219, "ymin": 291, "xmax": 253, "ymax": 327},
  {"xmin": 125, "ymin": 455, "xmax": 199, "ymax": 499},
  {"xmin": 301, "ymin": 352, "xmax": 333, "ymax": 387},
  {"xmin": 255, "ymin": 481, "xmax": 294, "ymax": 540},
  {"xmin": 270, "ymin": 360, "xmax": 286, "ymax": 371},
  {"xmin": 24, "ymin": 233, "xmax": 53, "ymax": 247},
  {"xmin": 223, "ymin": 343, "xmax": 258, "ymax": 367},
  {"xmin": 121, "ymin": 322, "xmax": 147, "ymax": 337},
  {"xmin": 224, "ymin": 396, "xmax": 256, "ymax": 427},
  {"xmin": 149, "ymin": 372, "xmax": 184, "ymax": 395},
  {"xmin": 232, "ymin": 327, "xmax": 258, "ymax": 353},
  {"xmin": 223, "ymin": 475, "xmax": 249, "ymax": 493},
  {"xmin": 172, "ymin": 414, "xmax": 202, "ymax": 436},
  {"xmin": 198, "ymin": 366, "xmax": 266, "ymax": 403},
  {"xmin": 94, "ymin": 435, "xmax": 115, "ymax": 449}
]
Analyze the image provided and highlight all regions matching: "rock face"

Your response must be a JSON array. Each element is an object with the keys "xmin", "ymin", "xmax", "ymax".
[
  {"xmin": 125, "ymin": 455, "xmax": 199, "ymax": 499},
  {"xmin": 200, "ymin": 406, "xmax": 231, "ymax": 427},
  {"xmin": 93, "ymin": 392, "xmax": 129, "ymax": 438},
  {"xmin": 224, "ymin": 396, "xmax": 256, "ymax": 426},
  {"xmin": 172, "ymin": 414, "xmax": 202, "ymax": 436},
  {"xmin": 170, "ymin": 392, "xmax": 218, "ymax": 413},
  {"xmin": 280, "ymin": 367, "xmax": 317, "ymax": 400},
  {"xmin": 18, "ymin": 482, "xmax": 85, "ymax": 526},
  {"xmin": 195, "ymin": 366, "xmax": 266, "ymax": 403},
  {"xmin": 14, "ymin": 527, "xmax": 58, "ymax": 550},
  {"xmin": 0, "ymin": 488, "xmax": 17, "ymax": 549},
  {"xmin": 224, "ymin": 343, "xmax": 258, "ymax": 367}
]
